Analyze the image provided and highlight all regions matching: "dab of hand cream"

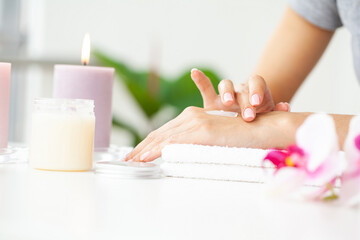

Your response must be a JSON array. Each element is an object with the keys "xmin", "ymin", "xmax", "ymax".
[{"xmin": 205, "ymin": 110, "xmax": 238, "ymax": 118}]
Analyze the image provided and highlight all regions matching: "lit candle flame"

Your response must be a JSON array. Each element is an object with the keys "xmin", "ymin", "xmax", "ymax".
[{"xmin": 81, "ymin": 33, "xmax": 91, "ymax": 65}]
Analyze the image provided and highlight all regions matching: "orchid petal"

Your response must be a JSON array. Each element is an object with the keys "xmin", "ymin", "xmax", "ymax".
[
  {"xmin": 344, "ymin": 116, "xmax": 360, "ymax": 171},
  {"xmin": 355, "ymin": 135, "xmax": 360, "ymax": 150},
  {"xmin": 265, "ymin": 168, "xmax": 306, "ymax": 197},
  {"xmin": 340, "ymin": 116, "xmax": 360, "ymax": 204},
  {"xmin": 302, "ymin": 178, "xmax": 338, "ymax": 201},
  {"xmin": 305, "ymin": 152, "xmax": 342, "ymax": 186},
  {"xmin": 263, "ymin": 150, "xmax": 288, "ymax": 169},
  {"xmin": 287, "ymin": 145, "xmax": 306, "ymax": 168},
  {"xmin": 287, "ymin": 145, "xmax": 305, "ymax": 156},
  {"xmin": 296, "ymin": 113, "xmax": 339, "ymax": 172},
  {"xmin": 339, "ymin": 176, "xmax": 360, "ymax": 206}
]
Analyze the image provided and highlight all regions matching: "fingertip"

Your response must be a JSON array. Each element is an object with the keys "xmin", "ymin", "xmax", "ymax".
[
  {"xmin": 274, "ymin": 102, "xmax": 290, "ymax": 112},
  {"xmin": 244, "ymin": 116, "xmax": 255, "ymax": 122},
  {"xmin": 244, "ymin": 118, "xmax": 255, "ymax": 122},
  {"xmin": 243, "ymin": 108, "xmax": 255, "ymax": 121},
  {"xmin": 284, "ymin": 102, "xmax": 291, "ymax": 112},
  {"xmin": 191, "ymin": 68, "xmax": 199, "ymax": 73},
  {"xmin": 190, "ymin": 70, "xmax": 199, "ymax": 83},
  {"xmin": 140, "ymin": 149, "xmax": 162, "ymax": 162},
  {"xmin": 191, "ymin": 68, "xmax": 201, "ymax": 79},
  {"xmin": 124, "ymin": 154, "xmax": 130, "ymax": 161},
  {"xmin": 191, "ymin": 68, "xmax": 206, "ymax": 77},
  {"xmin": 131, "ymin": 154, "xmax": 142, "ymax": 162},
  {"xmin": 142, "ymin": 158, "xmax": 154, "ymax": 163},
  {"xmin": 140, "ymin": 151, "xmax": 151, "ymax": 161}
]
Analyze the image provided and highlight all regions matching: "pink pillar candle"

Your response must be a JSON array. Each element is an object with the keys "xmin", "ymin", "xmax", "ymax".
[
  {"xmin": 53, "ymin": 65, "xmax": 114, "ymax": 149},
  {"xmin": 0, "ymin": 63, "xmax": 11, "ymax": 149}
]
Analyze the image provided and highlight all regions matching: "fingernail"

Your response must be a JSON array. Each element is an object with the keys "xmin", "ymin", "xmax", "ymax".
[
  {"xmin": 140, "ymin": 151, "xmax": 151, "ymax": 161},
  {"xmin": 251, "ymin": 94, "xmax": 260, "ymax": 106},
  {"xmin": 244, "ymin": 108, "xmax": 255, "ymax": 120},
  {"xmin": 223, "ymin": 92, "xmax": 233, "ymax": 103},
  {"xmin": 191, "ymin": 68, "xmax": 198, "ymax": 73}
]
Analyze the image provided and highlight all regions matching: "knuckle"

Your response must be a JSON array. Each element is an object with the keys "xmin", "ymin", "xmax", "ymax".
[
  {"xmin": 168, "ymin": 135, "xmax": 178, "ymax": 144},
  {"xmin": 235, "ymin": 92, "xmax": 243, "ymax": 102},
  {"xmin": 147, "ymin": 130, "xmax": 157, "ymax": 139},
  {"xmin": 249, "ymin": 74, "xmax": 265, "ymax": 84},
  {"xmin": 238, "ymin": 86, "xmax": 249, "ymax": 95},
  {"xmin": 199, "ymin": 78, "xmax": 213, "ymax": 91},
  {"xmin": 220, "ymin": 79, "xmax": 232, "ymax": 85},
  {"xmin": 219, "ymin": 79, "xmax": 233, "ymax": 91},
  {"xmin": 226, "ymin": 79, "xmax": 234, "ymax": 85},
  {"xmin": 183, "ymin": 106, "xmax": 198, "ymax": 114},
  {"xmin": 218, "ymin": 80, "xmax": 226, "ymax": 90},
  {"xmin": 238, "ymin": 83, "xmax": 247, "ymax": 92},
  {"xmin": 147, "ymin": 135, "xmax": 164, "ymax": 148},
  {"xmin": 249, "ymin": 74, "xmax": 262, "ymax": 80},
  {"xmin": 239, "ymin": 99, "xmax": 252, "ymax": 109}
]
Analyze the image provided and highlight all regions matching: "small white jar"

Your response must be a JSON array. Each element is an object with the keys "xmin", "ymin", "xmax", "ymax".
[{"xmin": 29, "ymin": 98, "xmax": 95, "ymax": 171}]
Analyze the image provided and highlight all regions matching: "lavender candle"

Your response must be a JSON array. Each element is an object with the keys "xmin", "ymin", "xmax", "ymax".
[
  {"xmin": 53, "ymin": 34, "xmax": 114, "ymax": 148},
  {"xmin": 0, "ymin": 63, "xmax": 11, "ymax": 149}
]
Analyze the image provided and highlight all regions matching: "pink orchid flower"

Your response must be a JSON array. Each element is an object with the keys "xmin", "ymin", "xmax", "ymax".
[
  {"xmin": 339, "ymin": 116, "xmax": 360, "ymax": 206},
  {"xmin": 264, "ymin": 114, "xmax": 341, "ymax": 199}
]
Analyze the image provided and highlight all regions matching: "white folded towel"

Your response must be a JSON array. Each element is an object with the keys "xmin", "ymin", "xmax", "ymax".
[{"xmin": 161, "ymin": 144, "xmax": 273, "ymax": 183}]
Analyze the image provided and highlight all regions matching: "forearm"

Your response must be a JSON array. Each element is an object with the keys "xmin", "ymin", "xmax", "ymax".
[
  {"xmin": 253, "ymin": 112, "xmax": 352, "ymax": 149},
  {"xmin": 253, "ymin": 7, "xmax": 334, "ymax": 103}
]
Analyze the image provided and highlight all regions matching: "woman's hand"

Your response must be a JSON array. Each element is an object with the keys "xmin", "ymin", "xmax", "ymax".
[
  {"xmin": 191, "ymin": 68, "xmax": 290, "ymax": 122},
  {"xmin": 124, "ymin": 107, "xmax": 296, "ymax": 162}
]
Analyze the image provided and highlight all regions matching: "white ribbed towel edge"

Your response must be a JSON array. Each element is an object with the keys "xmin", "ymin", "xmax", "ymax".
[
  {"xmin": 162, "ymin": 144, "xmax": 270, "ymax": 167},
  {"xmin": 161, "ymin": 144, "xmax": 272, "ymax": 182},
  {"xmin": 161, "ymin": 162, "xmax": 273, "ymax": 183}
]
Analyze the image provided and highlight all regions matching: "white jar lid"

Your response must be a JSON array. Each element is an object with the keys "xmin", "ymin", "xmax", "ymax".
[{"xmin": 95, "ymin": 161, "xmax": 163, "ymax": 179}]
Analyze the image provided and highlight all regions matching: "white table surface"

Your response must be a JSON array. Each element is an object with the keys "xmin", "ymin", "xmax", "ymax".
[{"xmin": 1, "ymin": 163, "xmax": 359, "ymax": 240}]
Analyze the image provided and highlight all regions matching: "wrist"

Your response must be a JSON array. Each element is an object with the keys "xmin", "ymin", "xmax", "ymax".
[{"xmin": 253, "ymin": 111, "xmax": 310, "ymax": 149}]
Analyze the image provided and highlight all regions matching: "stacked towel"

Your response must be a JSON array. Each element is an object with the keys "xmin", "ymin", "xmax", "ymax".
[{"xmin": 161, "ymin": 144, "xmax": 273, "ymax": 183}]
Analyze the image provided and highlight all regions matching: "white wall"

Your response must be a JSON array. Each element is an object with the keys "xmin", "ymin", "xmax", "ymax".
[{"xmin": 20, "ymin": 0, "xmax": 360, "ymax": 145}]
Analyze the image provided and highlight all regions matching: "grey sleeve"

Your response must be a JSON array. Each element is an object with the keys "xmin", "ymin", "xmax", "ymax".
[{"xmin": 288, "ymin": 0, "xmax": 342, "ymax": 31}]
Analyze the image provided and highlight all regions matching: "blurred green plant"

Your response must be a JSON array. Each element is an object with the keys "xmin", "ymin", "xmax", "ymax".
[{"xmin": 93, "ymin": 50, "xmax": 221, "ymax": 146}]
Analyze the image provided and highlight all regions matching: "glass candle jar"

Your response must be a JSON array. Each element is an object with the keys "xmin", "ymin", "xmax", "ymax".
[{"xmin": 29, "ymin": 98, "xmax": 95, "ymax": 171}]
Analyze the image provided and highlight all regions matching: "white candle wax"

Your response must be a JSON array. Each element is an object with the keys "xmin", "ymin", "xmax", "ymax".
[{"xmin": 29, "ymin": 99, "xmax": 95, "ymax": 171}]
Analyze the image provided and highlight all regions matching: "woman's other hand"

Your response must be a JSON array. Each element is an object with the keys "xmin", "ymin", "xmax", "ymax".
[{"xmin": 190, "ymin": 68, "xmax": 290, "ymax": 122}]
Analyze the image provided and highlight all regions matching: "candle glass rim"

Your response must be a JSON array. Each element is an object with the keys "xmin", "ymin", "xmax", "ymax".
[{"xmin": 33, "ymin": 98, "xmax": 94, "ymax": 114}]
